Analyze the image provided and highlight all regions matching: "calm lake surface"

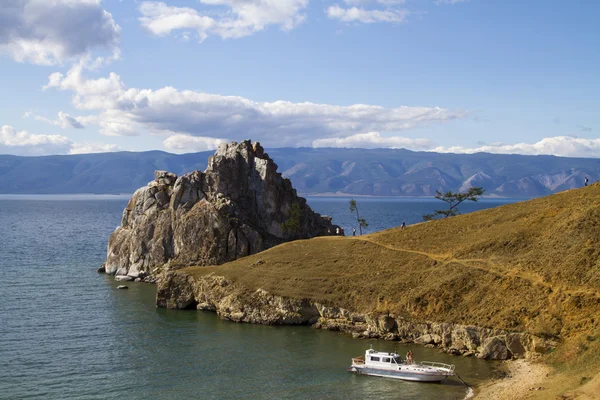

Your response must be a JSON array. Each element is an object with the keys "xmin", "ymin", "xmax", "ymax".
[{"xmin": 0, "ymin": 196, "xmax": 520, "ymax": 399}]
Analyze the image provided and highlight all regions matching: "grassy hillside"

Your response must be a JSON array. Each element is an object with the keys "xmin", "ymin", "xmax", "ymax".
[{"xmin": 183, "ymin": 183, "xmax": 600, "ymax": 398}]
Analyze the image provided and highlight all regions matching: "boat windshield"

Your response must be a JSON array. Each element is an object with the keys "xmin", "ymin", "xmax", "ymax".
[{"xmin": 392, "ymin": 356, "xmax": 403, "ymax": 364}]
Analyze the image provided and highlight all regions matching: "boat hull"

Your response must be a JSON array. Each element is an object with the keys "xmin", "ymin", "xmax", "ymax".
[{"xmin": 349, "ymin": 365, "xmax": 451, "ymax": 382}]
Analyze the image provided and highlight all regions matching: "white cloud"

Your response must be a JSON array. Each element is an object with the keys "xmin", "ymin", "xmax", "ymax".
[
  {"xmin": 344, "ymin": 0, "xmax": 406, "ymax": 5},
  {"xmin": 0, "ymin": 124, "xmax": 71, "ymax": 155},
  {"xmin": 327, "ymin": 5, "xmax": 408, "ymax": 23},
  {"xmin": 314, "ymin": 132, "xmax": 600, "ymax": 159},
  {"xmin": 44, "ymin": 64, "xmax": 464, "ymax": 147},
  {"xmin": 313, "ymin": 131, "xmax": 434, "ymax": 149},
  {"xmin": 69, "ymin": 141, "xmax": 119, "ymax": 154},
  {"xmin": 0, "ymin": 125, "xmax": 119, "ymax": 156},
  {"xmin": 139, "ymin": 0, "xmax": 308, "ymax": 41},
  {"xmin": 433, "ymin": 136, "xmax": 600, "ymax": 158},
  {"xmin": 0, "ymin": 0, "xmax": 120, "ymax": 65},
  {"xmin": 434, "ymin": 0, "xmax": 469, "ymax": 5},
  {"xmin": 24, "ymin": 111, "xmax": 88, "ymax": 129},
  {"xmin": 163, "ymin": 134, "xmax": 228, "ymax": 153}
]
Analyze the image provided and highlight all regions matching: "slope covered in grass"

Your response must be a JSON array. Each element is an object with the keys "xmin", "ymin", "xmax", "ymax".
[
  {"xmin": 186, "ymin": 183, "xmax": 600, "ymax": 341},
  {"xmin": 182, "ymin": 184, "xmax": 600, "ymax": 399}
]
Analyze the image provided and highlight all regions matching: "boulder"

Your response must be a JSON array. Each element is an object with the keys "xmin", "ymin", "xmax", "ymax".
[
  {"xmin": 505, "ymin": 333, "xmax": 527, "ymax": 358},
  {"xmin": 117, "ymin": 285, "xmax": 128, "ymax": 290},
  {"xmin": 115, "ymin": 275, "xmax": 134, "ymax": 282},
  {"xmin": 104, "ymin": 140, "xmax": 339, "ymax": 278},
  {"xmin": 478, "ymin": 336, "xmax": 510, "ymax": 360}
]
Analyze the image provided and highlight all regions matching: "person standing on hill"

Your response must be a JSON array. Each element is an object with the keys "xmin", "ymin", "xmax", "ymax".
[
  {"xmin": 401, "ymin": 221, "xmax": 406, "ymax": 230},
  {"xmin": 352, "ymin": 227, "xmax": 356, "ymax": 236},
  {"xmin": 585, "ymin": 176, "xmax": 589, "ymax": 186}
]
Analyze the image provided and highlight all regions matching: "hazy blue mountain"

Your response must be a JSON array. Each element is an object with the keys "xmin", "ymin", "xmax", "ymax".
[
  {"xmin": 0, "ymin": 151, "xmax": 211, "ymax": 194},
  {"xmin": 1, "ymin": 148, "xmax": 598, "ymax": 197}
]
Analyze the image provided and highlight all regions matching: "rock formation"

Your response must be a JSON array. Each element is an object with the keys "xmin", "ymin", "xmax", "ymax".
[
  {"xmin": 103, "ymin": 140, "xmax": 338, "ymax": 279},
  {"xmin": 156, "ymin": 271, "xmax": 556, "ymax": 360}
]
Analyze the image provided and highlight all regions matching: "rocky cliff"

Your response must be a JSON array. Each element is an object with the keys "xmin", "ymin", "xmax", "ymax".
[
  {"xmin": 156, "ymin": 271, "xmax": 555, "ymax": 360},
  {"xmin": 102, "ymin": 140, "xmax": 338, "ymax": 280},
  {"xmin": 153, "ymin": 185, "xmax": 600, "ymax": 362}
]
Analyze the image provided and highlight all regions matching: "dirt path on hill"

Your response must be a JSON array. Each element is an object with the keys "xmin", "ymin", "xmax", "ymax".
[{"xmin": 345, "ymin": 236, "xmax": 600, "ymax": 299}]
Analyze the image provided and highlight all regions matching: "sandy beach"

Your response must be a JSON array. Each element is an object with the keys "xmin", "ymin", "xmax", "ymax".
[{"xmin": 473, "ymin": 360, "xmax": 550, "ymax": 400}]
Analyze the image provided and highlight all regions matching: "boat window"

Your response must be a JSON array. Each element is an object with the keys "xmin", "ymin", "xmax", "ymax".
[
  {"xmin": 393, "ymin": 356, "xmax": 403, "ymax": 364},
  {"xmin": 370, "ymin": 356, "xmax": 380, "ymax": 362},
  {"xmin": 383, "ymin": 357, "xmax": 390, "ymax": 363}
]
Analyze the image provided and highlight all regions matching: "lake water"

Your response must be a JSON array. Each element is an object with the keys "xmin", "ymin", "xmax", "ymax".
[{"xmin": 0, "ymin": 196, "xmax": 517, "ymax": 399}]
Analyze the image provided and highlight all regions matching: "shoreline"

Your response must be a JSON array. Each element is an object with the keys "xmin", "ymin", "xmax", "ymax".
[
  {"xmin": 301, "ymin": 192, "xmax": 523, "ymax": 200},
  {"xmin": 0, "ymin": 192, "xmax": 530, "ymax": 200},
  {"xmin": 473, "ymin": 359, "xmax": 550, "ymax": 399}
]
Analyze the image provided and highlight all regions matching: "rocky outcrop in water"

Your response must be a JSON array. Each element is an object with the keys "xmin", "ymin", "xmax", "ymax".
[
  {"xmin": 156, "ymin": 271, "xmax": 556, "ymax": 361},
  {"xmin": 103, "ymin": 140, "xmax": 338, "ymax": 279}
]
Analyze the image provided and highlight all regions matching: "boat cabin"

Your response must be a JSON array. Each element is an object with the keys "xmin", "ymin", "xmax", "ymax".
[{"xmin": 351, "ymin": 349, "xmax": 406, "ymax": 370}]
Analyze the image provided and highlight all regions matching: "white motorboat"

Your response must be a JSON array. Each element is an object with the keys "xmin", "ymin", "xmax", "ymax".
[{"xmin": 348, "ymin": 348, "xmax": 455, "ymax": 382}]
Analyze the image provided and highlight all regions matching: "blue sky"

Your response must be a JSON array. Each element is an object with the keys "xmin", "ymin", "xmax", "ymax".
[{"xmin": 1, "ymin": 0, "xmax": 598, "ymax": 156}]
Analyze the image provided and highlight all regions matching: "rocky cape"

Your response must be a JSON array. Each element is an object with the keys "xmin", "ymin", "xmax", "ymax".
[
  {"xmin": 101, "ymin": 140, "xmax": 338, "ymax": 281},
  {"xmin": 157, "ymin": 271, "xmax": 555, "ymax": 361}
]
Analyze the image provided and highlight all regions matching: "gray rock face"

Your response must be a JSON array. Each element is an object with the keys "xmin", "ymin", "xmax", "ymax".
[
  {"xmin": 156, "ymin": 271, "xmax": 556, "ymax": 361},
  {"xmin": 478, "ymin": 336, "xmax": 510, "ymax": 360},
  {"xmin": 104, "ymin": 141, "xmax": 338, "ymax": 277}
]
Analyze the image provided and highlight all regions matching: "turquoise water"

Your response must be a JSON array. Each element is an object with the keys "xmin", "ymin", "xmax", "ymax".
[{"xmin": 0, "ymin": 196, "xmax": 512, "ymax": 399}]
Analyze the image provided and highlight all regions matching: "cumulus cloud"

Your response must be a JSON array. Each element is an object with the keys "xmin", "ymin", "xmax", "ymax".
[
  {"xmin": 0, "ymin": 125, "xmax": 71, "ymax": 155},
  {"xmin": 0, "ymin": 0, "xmax": 120, "ymax": 65},
  {"xmin": 138, "ymin": 0, "xmax": 308, "ymax": 41},
  {"xmin": 433, "ymin": 136, "xmax": 600, "ymax": 158},
  {"xmin": 434, "ymin": 0, "xmax": 469, "ymax": 4},
  {"xmin": 69, "ymin": 141, "xmax": 119, "ymax": 154},
  {"xmin": 24, "ymin": 111, "xmax": 89, "ymax": 129},
  {"xmin": 313, "ymin": 131, "xmax": 434, "ymax": 149},
  {"xmin": 44, "ymin": 64, "xmax": 464, "ymax": 146},
  {"xmin": 327, "ymin": 5, "xmax": 408, "ymax": 23},
  {"xmin": 344, "ymin": 0, "xmax": 406, "ymax": 4},
  {"xmin": 0, "ymin": 124, "xmax": 118, "ymax": 156},
  {"xmin": 312, "ymin": 133, "xmax": 600, "ymax": 158},
  {"xmin": 163, "ymin": 134, "xmax": 228, "ymax": 153}
]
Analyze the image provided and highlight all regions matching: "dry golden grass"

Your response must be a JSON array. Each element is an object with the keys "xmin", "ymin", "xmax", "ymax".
[
  {"xmin": 186, "ymin": 183, "xmax": 600, "ymax": 339},
  {"xmin": 182, "ymin": 183, "xmax": 600, "ymax": 398}
]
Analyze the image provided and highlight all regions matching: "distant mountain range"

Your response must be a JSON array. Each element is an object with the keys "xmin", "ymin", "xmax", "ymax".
[{"xmin": 1, "ymin": 148, "xmax": 599, "ymax": 197}]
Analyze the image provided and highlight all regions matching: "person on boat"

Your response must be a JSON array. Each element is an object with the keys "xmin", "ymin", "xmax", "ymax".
[{"xmin": 406, "ymin": 351, "xmax": 413, "ymax": 364}]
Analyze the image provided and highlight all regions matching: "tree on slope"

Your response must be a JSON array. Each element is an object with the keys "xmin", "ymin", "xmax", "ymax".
[
  {"xmin": 282, "ymin": 203, "xmax": 301, "ymax": 235},
  {"xmin": 423, "ymin": 187, "xmax": 485, "ymax": 221},
  {"xmin": 349, "ymin": 199, "xmax": 369, "ymax": 235}
]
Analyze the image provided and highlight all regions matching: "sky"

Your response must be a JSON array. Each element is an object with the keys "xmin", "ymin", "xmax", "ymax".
[{"xmin": 0, "ymin": 0, "xmax": 599, "ymax": 157}]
